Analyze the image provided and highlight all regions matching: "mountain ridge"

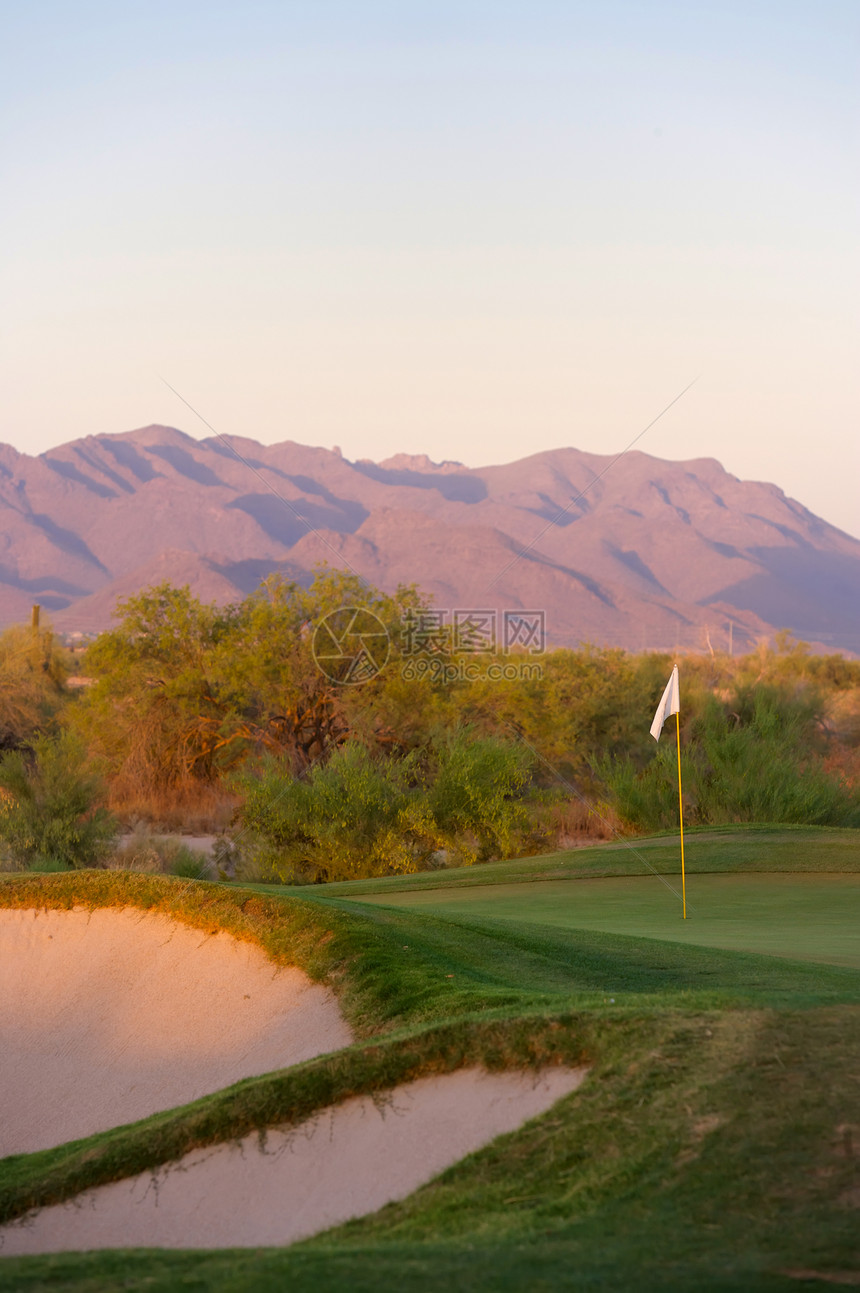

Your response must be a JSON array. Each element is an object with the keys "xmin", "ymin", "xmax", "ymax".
[{"xmin": 1, "ymin": 426, "xmax": 857, "ymax": 654}]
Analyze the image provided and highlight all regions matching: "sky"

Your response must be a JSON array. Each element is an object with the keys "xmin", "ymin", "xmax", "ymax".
[{"xmin": 2, "ymin": 1, "xmax": 858, "ymax": 536}]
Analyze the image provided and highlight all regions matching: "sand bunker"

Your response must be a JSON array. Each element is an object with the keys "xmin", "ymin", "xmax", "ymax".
[
  {"xmin": 0, "ymin": 1065, "xmax": 587, "ymax": 1254},
  {"xmin": 0, "ymin": 906, "xmax": 353, "ymax": 1157}
]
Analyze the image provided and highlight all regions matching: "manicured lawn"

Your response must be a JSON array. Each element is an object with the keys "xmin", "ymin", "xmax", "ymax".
[{"xmin": 347, "ymin": 873, "xmax": 860, "ymax": 970}]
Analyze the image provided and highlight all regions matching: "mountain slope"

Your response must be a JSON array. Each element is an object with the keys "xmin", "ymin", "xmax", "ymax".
[{"xmin": 0, "ymin": 426, "xmax": 857, "ymax": 652}]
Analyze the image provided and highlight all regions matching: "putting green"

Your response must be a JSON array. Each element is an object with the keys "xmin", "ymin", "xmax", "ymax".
[{"xmin": 353, "ymin": 873, "xmax": 860, "ymax": 969}]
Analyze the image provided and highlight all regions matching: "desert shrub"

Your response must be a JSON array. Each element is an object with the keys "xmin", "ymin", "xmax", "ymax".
[
  {"xmin": 0, "ymin": 732, "xmax": 116, "ymax": 870},
  {"xmin": 687, "ymin": 687, "xmax": 855, "ymax": 825},
  {"xmin": 235, "ymin": 733, "xmax": 535, "ymax": 882},
  {"xmin": 106, "ymin": 780, "xmax": 238, "ymax": 835},
  {"xmin": 600, "ymin": 684, "xmax": 860, "ymax": 832},
  {"xmin": 166, "ymin": 845, "xmax": 212, "ymax": 880},
  {"xmin": 540, "ymin": 792, "xmax": 626, "ymax": 847},
  {"xmin": 599, "ymin": 742, "xmax": 694, "ymax": 833},
  {"xmin": 426, "ymin": 734, "xmax": 534, "ymax": 864},
  {"xmin": 236, "ymin": 742, "xmax": 436, "ymax": 883},
  {"xmin": 25, "ymin": 856, "xmax": 71, "ymax": 874}
]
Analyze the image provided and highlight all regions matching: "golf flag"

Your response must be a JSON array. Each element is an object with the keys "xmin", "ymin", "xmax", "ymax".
[
  {"xmin": 650, "ymin": 665, "xmax": 680, "ymax": 741},
  {"xmin": 650, "ymin": 664, "xmax": 687, "ymax": 918}
]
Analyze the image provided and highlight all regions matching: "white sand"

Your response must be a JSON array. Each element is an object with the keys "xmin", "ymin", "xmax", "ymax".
[
  {"xmin": 0, "ymin": 1065, "xmax": 587, "ymax": 1254},
  {"xmin": 0, "ymin": 906, "xmax": 353, "ymax": 1156}
]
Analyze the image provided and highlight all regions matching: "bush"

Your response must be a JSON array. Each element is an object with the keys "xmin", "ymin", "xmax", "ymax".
[
  {"xmin": 236, "ymin": 742, "xmax": 435, "ymax": 883},
  {"xmin": 165, "ymin": 845, "xmax": 212, "ymax": 879},
  {"xmin": 600, "ymin": 684, "xmax": 860, "ymax": 832},
  {"xmin": 0, "ymin": 622, "xmax": 68, "ymax": 752},
  {"xmin": 0, "ymin": 732, "xmax": 117, "ymax": 870},
  {"xmin": 426, "ymin": 734, "xmax": 533, "ymax": 864},
  {"xmin": 235, "ymin": 734, "xmax": 535, "ymax": 883}
]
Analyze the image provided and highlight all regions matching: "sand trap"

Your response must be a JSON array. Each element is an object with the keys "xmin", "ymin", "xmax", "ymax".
[
  {"xmin": 0, "ymin": 1065, "xmax": 587, "ymax": 1254},
  {"xmin": 0, "ymin": 906, "xmax": 352, "ymax": 1157}
]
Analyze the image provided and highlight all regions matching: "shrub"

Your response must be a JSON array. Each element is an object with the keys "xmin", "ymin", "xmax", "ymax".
[
  {"xmin": 236, "ymin": 742, "xmax": 436, "ymax": 883},
  {"xmin": 0, "ymin": 732, "xmax": 116, "ymax": 870},
  {"xmin": 0, "ymin": 622, "xmax": 68, "ymax": 752},
  {"xmin": 166, "ymin": 845, "xmax": 212, "ymax": 880},
  {"xmin": 600, "ymin": 683, "xmax": 860, "ymax": 832},
  {"xmin": 234, "ymin": 734, "xmax": 535, "ymax": 882},
  {"xmin": 426, "ymin": 734, "xmax": 534, "ymax": 864}
]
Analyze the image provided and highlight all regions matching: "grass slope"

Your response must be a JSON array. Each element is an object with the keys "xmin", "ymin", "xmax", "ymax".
[{"xmin": 1, "ymin": 829, "xmax": 859, "ymax": 1290}]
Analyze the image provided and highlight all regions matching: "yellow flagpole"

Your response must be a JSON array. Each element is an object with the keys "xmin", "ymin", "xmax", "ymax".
[{"xmin": 675, "ymin": 710, "xmax": 686, "ymax": 919}]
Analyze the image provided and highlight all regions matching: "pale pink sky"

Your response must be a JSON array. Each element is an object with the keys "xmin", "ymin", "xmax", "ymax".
[{"xmin": 2, "ymin": 1, "xmax": 858, "ymax": 535}]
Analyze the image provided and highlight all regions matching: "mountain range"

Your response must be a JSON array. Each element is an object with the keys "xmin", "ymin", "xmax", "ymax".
[{"xmin": 1, "ymin": 425, "xmax": 858, "ymax": 655}]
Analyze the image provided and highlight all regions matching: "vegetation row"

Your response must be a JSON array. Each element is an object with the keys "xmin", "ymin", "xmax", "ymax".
[{"xmin": 1, "ymin": 569, "xmax": 858, "ymax": 880}]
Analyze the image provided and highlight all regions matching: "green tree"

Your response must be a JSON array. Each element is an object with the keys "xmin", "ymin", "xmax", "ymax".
[
  {"xmin": 214, "ymin": 568, "xmax": 427, "ymax": 767},
  {"xmin": 72, "ymin": 570, "xmax": 430, "ymax": 810},
  {"xmin": 71, "ymin": 584, "xmax": 233, "ymax": 801},
  {"xmin": 456, "ymin": 646, "xmax": 663, "ymax": 785}
]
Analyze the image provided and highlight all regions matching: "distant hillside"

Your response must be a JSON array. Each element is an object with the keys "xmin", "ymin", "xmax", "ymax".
[{"xmin": 1, "ymin": 425, "xmax": 858, "ymax": 653}]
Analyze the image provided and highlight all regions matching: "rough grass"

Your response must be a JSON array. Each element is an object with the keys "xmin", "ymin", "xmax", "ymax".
[{"xmin": 1, "ymin": 832, "xmax": 860, "ymax": 1291}]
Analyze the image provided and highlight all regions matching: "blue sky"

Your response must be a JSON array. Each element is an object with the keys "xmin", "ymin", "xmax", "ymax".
[{"xmin": 2, "ymin": 1, "xmax": 858, "ymax": 535}]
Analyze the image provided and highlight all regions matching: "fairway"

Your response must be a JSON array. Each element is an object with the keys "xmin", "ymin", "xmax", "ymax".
[{"xmin": 352, "ymin": 872, "xmax": 860, "ymax": 969}]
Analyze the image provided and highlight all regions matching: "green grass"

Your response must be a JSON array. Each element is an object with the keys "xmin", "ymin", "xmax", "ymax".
[
  {"xmin": 343, "ymin": 873, "xmax": 860, "ymax": 969},
  {"xmin": 1, "ymin": 829, "xmax": 860, "ymax": 1290},
  {"xmin": 307, "ymin": 900, "xmax": 860, "ymax": 1009},
  {"xmin": 260, "ymin": 824, "xmax": 860, "ymax": 897}
]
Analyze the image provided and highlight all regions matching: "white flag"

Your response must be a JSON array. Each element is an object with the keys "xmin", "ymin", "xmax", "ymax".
[{"xmin": 650, "ymin": 665, "xmax": 680, "ymax": 741}]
